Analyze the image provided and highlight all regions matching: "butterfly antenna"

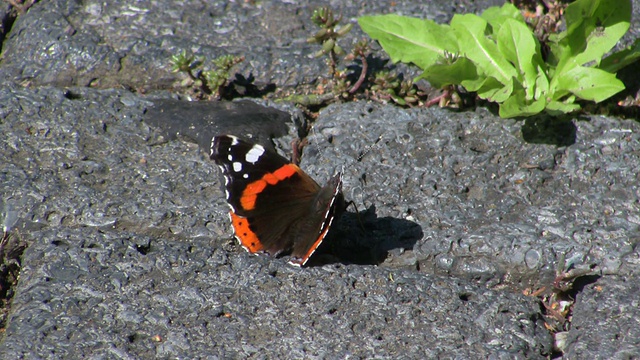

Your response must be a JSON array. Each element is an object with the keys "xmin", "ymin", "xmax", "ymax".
[
  {"xmin": 356, "ymin": 134, "xmax": 384, "ymax": 162},
  {"xmin": 308, "ymin": 125, "xmax": 332, "ymax": 164}
]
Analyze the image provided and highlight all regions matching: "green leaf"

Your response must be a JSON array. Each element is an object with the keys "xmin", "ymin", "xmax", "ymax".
[
  {"xmin": 546, "ymin": 98, "xmax": 581, "ymax": 115},
  {"xmin": 600, "ymin": 37, "xmax": 640, "ymax": 73},
  {"xmin": 451, "ymin": 13, "xmax": 518, "ymax": 86},
  {"xmin": 480, "ymin": 2, "xmax": 524, "ymax": 35},
  {"xmin": 358, "ymin": 15, "xmax": 458, "ymax": 70},
  {"xmin": 497, "ymin": 18, "xmax": 545, "ymax": 100},
  {"xmin": 461, "ymin": 73, "xmax": 496, "ymax": 92},
  {"xmin": 391, "ymin": 94, "xmax": 406, "ymax": 105},
  {"xmin": 479, "ymin": 78, "xmax": 513, "ymax": 103},
  {"xmin": 554, "ymin": 66, "xmax": 624, "ymax": 102},
  {"xmin": 557, "ymin": 0, "xmax": 631, "ymax": 72},
  {"xmin": 499, "ymin": 89, "xmax": 547, "ymax": 118},
  {"xmin": 545, "ymin": 33, "xmax": 565, "ymax": 71},
  {"xmin": 418, "ymin": 57, "xmax": 477, "ymax": 88},
  {"xmin": 462, "ymin": 75, "xmax": 513, "ymax": 103},
  {"xmin": 534, "ymin": 69, "xmax": 550, "ymax": 101}
]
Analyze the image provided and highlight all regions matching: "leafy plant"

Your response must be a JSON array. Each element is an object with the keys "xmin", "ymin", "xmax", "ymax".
[
  {"xmin": 170, "ymin": 50, "xmax": 244, "ymax": 99},
  {"xmin": 307, "ymin": 7, "xmax": 353, "ymax": 77},
  {"xmin": 295, "ymin": 7, "xmax": 427, "ymax": 107},
  {"xmin": 369, "ymin": 70, "xmax": 421, "ymax": 106},
  {"xmin": 285, "ymin": 7, "xmax": 359, "ymax": 105},
  {"xmin": 0, "ymin": 202, "xmax": 26, "ymax": 332},
  {"xmin": 359, "ymin": 0, "xmax": 638, "ymax": 118}
]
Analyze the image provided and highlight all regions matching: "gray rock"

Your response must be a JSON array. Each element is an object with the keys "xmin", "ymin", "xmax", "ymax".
[
  {"xmin": 1, "ymin": 0, "xmax": 639, "ymax": 358},
  {"xmin": 564, "ymin": 276, "xmax": 640, "ymax": 359}
]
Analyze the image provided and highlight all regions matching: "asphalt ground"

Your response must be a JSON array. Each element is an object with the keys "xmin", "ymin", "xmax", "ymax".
[{"xmin": 1, "ymin": 0, "xmax": 639, "ymax": 358}]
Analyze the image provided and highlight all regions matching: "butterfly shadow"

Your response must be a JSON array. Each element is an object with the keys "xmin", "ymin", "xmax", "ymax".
[{"xmin": 307, "ymin": 205, "xmax": 423, "ymax": 267}]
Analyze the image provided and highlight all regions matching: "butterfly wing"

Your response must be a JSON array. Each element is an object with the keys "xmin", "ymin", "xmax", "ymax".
[{"xmin": 288, "ymin": 172, "xmax": 344, "ymax": 266}]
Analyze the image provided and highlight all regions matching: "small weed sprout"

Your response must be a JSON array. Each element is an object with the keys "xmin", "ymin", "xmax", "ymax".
[{"xmin": 171, "ymin": 50, "xmax": 244, "ymax": 99}]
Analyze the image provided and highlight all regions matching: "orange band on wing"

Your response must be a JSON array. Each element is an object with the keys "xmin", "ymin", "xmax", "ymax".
[
  {"xmin": 230, "ymin": 211, "xmax": 263, "ymax": 253},
  {"xmin": 240, "ymin": 164, "xmax": 299, "ymax": 210}
]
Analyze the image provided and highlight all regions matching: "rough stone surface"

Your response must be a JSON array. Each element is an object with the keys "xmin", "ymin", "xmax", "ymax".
[
  {"xmin": 564, "ymin": 276, "xmax": 640, "ymax": 359},
  {"xmin": 0, "ymin": 0, "xmax": 506, "ymax": 90},
  {"xmin": 1, "ymin": 0, "xmax": 639, "ymax": 359}
]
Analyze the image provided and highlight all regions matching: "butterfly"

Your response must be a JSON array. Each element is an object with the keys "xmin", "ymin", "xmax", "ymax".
[{"xmin": 210, "ymin": 135, "xmax": 344, "ymax": 266}]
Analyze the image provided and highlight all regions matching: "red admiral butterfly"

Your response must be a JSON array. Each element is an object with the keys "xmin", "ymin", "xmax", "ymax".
[{"xmin": 210, "ymin": 135, "xmax": 345, "ymax": 266}]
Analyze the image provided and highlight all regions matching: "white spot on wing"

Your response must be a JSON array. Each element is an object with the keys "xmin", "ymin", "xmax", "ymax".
[
  {"xmin": 230, "ymin": 136, "xmax": 239, "ymax": 145},
  {"xmin": 243, "ymin": 173, "xmax": 249, "ymax": 179},
  {"xmin": 245, "ymin": 145, "xmax": 265, "ymax": 164},
  {"xmin": 227, "ymin": 154, "xmax": 233, "ymax": 161},
  {"xmin": 232, "ymin": 162, "xmax": 242, "ymax": 172}
]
